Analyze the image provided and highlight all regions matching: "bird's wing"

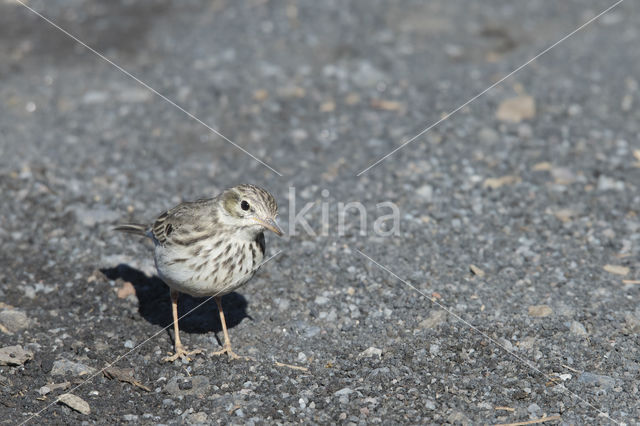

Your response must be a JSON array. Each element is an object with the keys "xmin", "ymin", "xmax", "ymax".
[{"xmin": 150, "ymin": 199, "xmax": 214, "ymax": 246}]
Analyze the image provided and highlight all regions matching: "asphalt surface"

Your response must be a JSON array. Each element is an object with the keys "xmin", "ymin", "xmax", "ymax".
[{"xmin": 1, "ymin": 0, "xmax": 639, "ymax": 424}]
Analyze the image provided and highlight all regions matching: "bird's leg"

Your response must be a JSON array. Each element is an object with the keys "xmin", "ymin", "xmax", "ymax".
[
  {"xmin": 163, "ymin": 289, "xmax": 203, "ymax": 363},
  {"xmin": 210, "ymin": 296, "xmax": 250, "ymax": 360}
]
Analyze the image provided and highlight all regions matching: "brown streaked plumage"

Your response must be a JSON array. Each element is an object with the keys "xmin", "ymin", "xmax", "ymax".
[{"xmin": 114, "ymin": 184, "xmax": 283, "ymax": 362}]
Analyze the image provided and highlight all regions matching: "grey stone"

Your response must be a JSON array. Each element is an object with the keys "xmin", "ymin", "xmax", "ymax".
[
  {"xmin": 0, "ymin": 345, "xmax": 33, "ymax": 366},
  {"xmin": 357, "ymin": 347, "xmax": 382, "ymax": 359},
  {"xmin": 314, "ymin": 296, "xmax": 329, "ymax": 305},
  {"xmin": 429, "ymin": 344, "xmax": 440, "ymax": 356},
  {"xmin": 57, "ymin": 393, "xmax": 91, "ymax": 415},
  {"xmin": 275, "ymin": 297, "xmax": 290, "ymax": 311},
  {"xmin": 419, "ymin": 310, "xmax": 447, "ymax": 329},
  {"xmin": 334, "ymin": 387, "xmax": 354, "ymax": 405},
  {"xmin": 623, "ymin": 314, "xmax": 640, "ymax": 333},
  {"xmin": 578, "ymin": 372, "xmax": 616, "ymax": 389},
  {"xmin": 447, "ymin": 410, "xmax": 471, "ymax": 425},
  {"xmin": 416, "ymin": 185, "xmax": 433, "ymax": 202},
  {"xmin": 51, "ymin": 359, "xmax": 96, "ymax": 377},
  {"xmin": 570, "ymin": 321, "xmax": 588, "ymax": 336},
  {"xmin": 597, "ymin": 176, "xmax": 624, "ymax": 191},
  {"xmin": 334, "ymin": 387, "xmax": 354, "ymax": 396},
  {"xmin": 304, "ymin": 325, "xmax": 321, "ymax": 338},
  {"xmin": 528, "ymin": 403, "xmax": 541, "ymax": 415},
  {"xmin": 185, "ymin": 411, "xmax": 208, "ymax": 424},
  {"xmin": 0, "ymin": 309, "xmax": 31, "ymax": 333}
]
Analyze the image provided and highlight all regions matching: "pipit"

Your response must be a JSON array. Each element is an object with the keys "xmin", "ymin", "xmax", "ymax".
[{"xmin": 115, "ymin": 184, "xmax": 283, "ymax": 362}]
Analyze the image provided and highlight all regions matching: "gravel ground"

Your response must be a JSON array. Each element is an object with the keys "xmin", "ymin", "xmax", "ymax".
[{"xmin": 1, "ymin": 0, "xmax": 639, "ymax": 424}]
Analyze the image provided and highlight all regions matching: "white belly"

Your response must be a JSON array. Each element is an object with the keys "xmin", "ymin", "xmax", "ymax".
[{"xmin": 154, "ymin": 238, "xmax": 264, "ymax": 297}]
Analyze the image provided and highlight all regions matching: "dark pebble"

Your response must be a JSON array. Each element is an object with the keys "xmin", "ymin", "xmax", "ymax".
[
  {"xmin": 178, "ymin": 379, "xmax": 193, "ymax": 390},
  {"xmin": 40, "ymin": 358, "xmax": 54, "ymax": 373}
]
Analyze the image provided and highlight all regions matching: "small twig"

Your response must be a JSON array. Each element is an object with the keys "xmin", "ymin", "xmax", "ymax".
[
  {"xmin": 495, "ymin": 415, "xmax": 562, "ymax": 426},
  {"xmin": 182, "ymin": 366, "xmax": 192, "ymax": 377},
  {"xmin": 274, "ymin": 361, "xmax": 308, "ymax": 372},
  {"xmin": 562, "ymin": 364, "xmax": 581, "ymax": 374},
  {"xmin": 495, "ymin": 406, "xmax": 515, "ymax": 412},
  {"xmin": 103, "ymin": 368, "xmax": 151, "ymax": 392},
  {"xmin": 546, "ymin": 377, "xmax": 562, "ymax": 387}
]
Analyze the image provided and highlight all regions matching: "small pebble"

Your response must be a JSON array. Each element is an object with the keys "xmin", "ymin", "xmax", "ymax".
[{"xmin": 58, "ymin": 393, "xmax": 91, "ymax": 415}]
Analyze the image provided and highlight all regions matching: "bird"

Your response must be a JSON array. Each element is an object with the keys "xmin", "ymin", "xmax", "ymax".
[{"xmin": 114, "ymin": 184, "xmax": 283, "ymax": 362}]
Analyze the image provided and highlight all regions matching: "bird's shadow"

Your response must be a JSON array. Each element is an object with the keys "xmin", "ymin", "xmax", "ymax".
[{"xmin": 101, "ymin": 264, "xmax": 250, "ymax": 337}]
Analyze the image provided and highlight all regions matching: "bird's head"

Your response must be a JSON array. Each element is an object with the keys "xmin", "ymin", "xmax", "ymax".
[{"xmin": 220, "ymin": 184, "xmax": 283, "ymax": 237}]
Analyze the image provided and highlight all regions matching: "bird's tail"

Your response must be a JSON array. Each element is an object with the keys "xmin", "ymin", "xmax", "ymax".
[{"xmin": 113, "ymin": 223, "xmax": 148, "ymax": 236}]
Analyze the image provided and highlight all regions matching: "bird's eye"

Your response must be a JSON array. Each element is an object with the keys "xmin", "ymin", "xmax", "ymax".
[{"xmin": 240, "ymin": 200, "xmax": 250, "ymax": 211}]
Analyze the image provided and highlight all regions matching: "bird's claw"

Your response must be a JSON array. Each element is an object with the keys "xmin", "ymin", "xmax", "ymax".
[
  {"xmin": 210, "ymin": 346, "xmax": 252, "ymax": 361},
  {"xmin": 162, "ymin": 346, "xmax": 204, "ymax": 363}
]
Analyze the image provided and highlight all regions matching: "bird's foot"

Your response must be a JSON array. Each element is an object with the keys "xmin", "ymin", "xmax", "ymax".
[
  {"xmin": 210, "ymin": 345, "xmax": 252, "ymax": 361},
  {"xmin": 162, "ymin": 345, "xmax": 204, "ymax": 363}
]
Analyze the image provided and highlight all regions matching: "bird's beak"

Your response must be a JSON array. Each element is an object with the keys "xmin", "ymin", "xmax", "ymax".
[{"xmin": 254, "ymin": 217, "xmax": 284, "ymax": 236}]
